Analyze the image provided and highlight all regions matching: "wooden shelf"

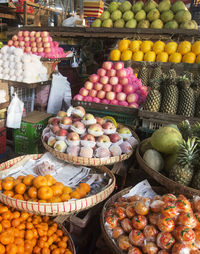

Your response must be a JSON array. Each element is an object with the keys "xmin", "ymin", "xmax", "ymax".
[
  {"xmin": 0, "ymin": 102, "xmax": 9, "ymax": 110},
  {"xmin": 0, "ymin": 79, "xmax": 52, "ymax": 89},
  {"xmin": 7, "ymin": 26, "xmax": 200, "ymax": 40}
]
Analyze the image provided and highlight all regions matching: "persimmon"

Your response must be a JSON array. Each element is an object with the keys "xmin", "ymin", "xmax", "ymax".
[
  {"xmin": 33, "ymin": 176, "xmax": 48, "ymax": 189},
  {"xmin": 2, "ymin": 211, "xmax": 13, "ymax": 220},
  {"xmin": 15, "ymin": 183, "xmax": 26, "ymax": 195},
  {"xmin": 1, "ymin": 220, "xmax": 11, "ymax": 229},
  {"xmin": 38, "ymin": 186, "xmax": 53, "ymax": 200},
  {"xmin": 52, "ymin": 248, "xmax": 60, "ymax": 254},
  {"xmin": 0, "ymin": 243, "xmax": 5, "ymax": 254},
  {"xmin": 45, "ymin": 175, "xmax": 56, "ymax": 186},
  {"xmin": 25, "ymin": 229, "xmax": 34, "ymax": 240},
  {"xmin": 0, "ymin": 232, "xmax": 12, "ymax": 245},
  {"xmin": 63, "ymin": 186, "xmax": 72, "ymax": 194},
  {"xmin": 79, "ymin": 183, "xmax": 90, "ymax": 193},
  {"xmin": 3, "ymin": 190, "xmax": 14, "ymax": 197},
  {"xmin": 6, "ymin": 243, "xmax": 17, "ymax": 254},
  {"xmin": 11, "ymin": 218, "xmax": 21, "ymax": 227},
  {"xmin": 2, "ymin": 180, "xmax": 14, "ymax": 191},
  {"xmin": 13, "ymin": 194, "xmax": 24, "ymax": 200},
  {"xmin": 60, "ymin": 193, "xmax": 70, "ymax": 202},
  {"xmin": 21, "ymin": 212, "xmax": 29, "ymax": 221},
  {"xmin": 17, "ymin": 223, "xmax": 25, "ymax": 230},
  {"xmin": 70, "ymin": 190, "xmax": 81, "ymax": 199},
  {"xmin": 12, "ymin": 211, "xmax": 20, "ymax": 219},
  {"xmin": 23, "ymin": 175, "xmax": 34, "ymax": 186},
  {"xmin": 75, "ymin": 187, "xmax": 86, "ymax": 198},
  {"xmin": 58, "ymin": 240, "xmax": 67, "ymax": 249}
]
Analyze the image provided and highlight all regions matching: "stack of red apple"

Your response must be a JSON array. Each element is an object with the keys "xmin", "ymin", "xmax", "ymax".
[
  {"xmin": 73, "ymin": 61, "xmax": 148, "ymax": 108},
  {"xmin": 42, "ymin": 106, "xmax": 138, "ymax": 160},
  {"xmin": 7, "ymin": 31, "xmax": 66, "ymax": 59}
]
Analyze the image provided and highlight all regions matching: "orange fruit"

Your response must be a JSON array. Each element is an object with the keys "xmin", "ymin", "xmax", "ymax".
[
  {"xmin": 15, "ymin": 183, "xmax": 26, "ymax": 195},
  {"xmin": 18, "ymin": 245, "xmax": 24, "ymax": 254},
  {"xmin": 18, "ymin": 230, "xmax": 25, "ymax": 238},
  {"xmin": 0, "ymin": 232, "xmax": 12, "ymax": 245},
  {"xmin": 2, "ymin": 211, "xmax": 13, "ymax": 220},
  {"xmin": 1, "ymin": 219, "xmax": 11, "ymax": 229},
  {"xmin": 33, "ymin": 246, "xmax": 41, "ymax": 253},
  {"xmin": 118, "ymin": 39, "xmax": 130, "ymax": 52},
  {"xmin": 121, "ymin": 49, "xmax": 132, "ymax": 61},
  {"xmin": 13, "ymin": 179, "xmax": 22, "ymax": 187},
  {"xmin": 63, "ymin": 186, "xmax": 72, "ymax": 194},
  {"xmin": 56, "ymin": 230, "xmax": 63, "ymax": 237},
  {"xmin": 33, "ymin": 176, "xmax": 48, "ymax": 189},
  {"xmin": 17, "ymin": 175, "xmax": 24, "ymax": 181},
  {"xmin": 51, "ymin": 185, "xmax": 63, "ymax": 197},
  {"xmin": 17, "ymin": 223, "xmax": 25, "ymax": 230},
  {"xmin": 12, "ymin": 211, "xmax": 20, "ymax": 219},
  {"xmin": 2, "ymin": 180, "xmax": 14, "ymax": 191},
  {"xmin": 38, "ymin": 186, "xmax": 53, "ymax": 200},
  {"xmin": 58, "ymin": 241, "xmax": 67, "ymax": 249},
  {"xmin": 178, "ymin": 41, "xmax": 191, "ymax": 55},
  {"xmin": 79, "ymin": 183, "xmax": 90, "ymax": 193},
  {"xmin": 6, "ymin": 243, "xmax": 17, "ymax": 254},
  {"xmin": 23, "ymin": 192, "xmax": 29, "ymax": 201},
  {"xmin": 70, "ymin": 191, "xmax": 81, "ymax": 199},
  {"xmin": 23, "ymin": 175, "xmax": 34, "ymax": 186},
  {"xmin": 45, "ymin": 175, "xmax": 56, "ymax": 186},
  {"xmin": 26, "ymin": 222, "xmax": 34, "ymax": 229},
  {"xmin": 60, "ymin": 193, "xmax": 71, "ymax": 202},
  {"xmin": 0, "ymin": 224, "xmax": 2, "ymax": 233},
  {"xmin": 0, "ymin": 243, "xmax": 5, "ymax": 254},
  {"xmin": 11, "ymin": 218, "xmax": 21, "ymax": 227},
  {"xmin": 27, "ymin": 186, "xmax": 37, "ymax": 199},
  {"xmin": 24, "ymin": 240, "xmax": 33, "ymax": 253},
  {"xmin": 0, "ymin": 207, "xmax": 8, "ymax": 214},
  {"xmin": 25, "ymin": 229, "xmax": 34, "ymax": 240},
  {"xmin": 14, "ymin": 237, "xmax": 24, "ymax": 245},
  {"xmin": 42, "ymin": 247, "xmax": 50, "ymax": 254},
  {"xmin": 192, "ymin": 41, "xmax": 200, "ymax": 55},
  {"xmin": 13, "ymin": 194, "xmax": 24, "ymax": 200},
  {"xmin": 21, "ymin": 212, "xmax": 29, "ymax": 221},
  {"xmin": 62, "ymin": 236, "xmax": 68, "ymax": 242},
  {"xmin": 52, "ymin": 248, "xmax": 61, "ymax": 254},
  {"xmin": 75, "ymin": 188, "xmax": 86, "ymax": 198}
]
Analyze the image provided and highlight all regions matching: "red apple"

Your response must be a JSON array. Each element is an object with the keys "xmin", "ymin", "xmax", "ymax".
[
  {"xmin": 25, "ymin": 47, "xmax": 31, "ymax": 53},
  {"xmin": 102, "ymin": 61, "xmax": 113, "ymax": 70},
  {"xmin": 24, "ymin": 37, "xmax": 30, "ymax": 42},
  {"xmin": 57, "ymin": 111, "xmax": 67, "ymax": 117},
  {"xmin": 127, "ymin": 93, "xmax": 138, "ymax": 103},
  {"xmin": 84, "ymin": 81, "xmax": 93, "ymax": 90},
  {"xmin": 117, "ymin": 92, "xmax": 126, "ymax": 101},
  {"xmin": 81, "ymin": 134, "xmax": 95, "ymax": 142},
  {"xmin": 62, "ymin": 116, "xmax": 72, "ymax": 125},
  {"xmin": 109, "ymin": 77, "xmax": 118, "ymax": 86},
  {"xmin": 83, "ymin": 96, "xmax": 93, "ymax": 102},
  {"xmin": 44, "ymin": 47, "xmax": 51, "ymax": 53},
  {"xmin": 123, "ymin": 84, "xmax": 134, "ymax": 94},
  {"xmin": 72, "ymin": 121, "xmax": 85, "ymax": 130},
  {"xmin": 89, "ymin": 89, "xmax": 97, "ymax": 97},
  {"xmin": 30, "ymin": 31, "xmax": 36, "ymax": 37},
  {"xmin": 100, "ymin": 76, "xmax": 109, "ymax": 85},
  {"xmin": 97, "ymin": 90, "xmax": 106, "ymax": 100},
  {"xmin": 89, "ymin": 74, "xmax": 100, "ymax": 83},
  {"xmin": 94, "ymin": 82, "xmax": 103, "ymax": 91},
  {"xmin": 102, "ymin": 99, "xmax": 110, "ymax": 104},
  {"xmin": 110, "ymin": 99, "xmax": 119, "ymax": 105},
  {"xmin": 103, "ymin": 84, "xmax": 112, "ymax": 92},
  {"xmin": 32, "ymin": 47, "xmax": 38, "ymax": 53},
  {"xmin": 93, "ymin": 97, "xmax": 101, "ymax": 103},
  {"xmin": 14, "ymin": 41, "xmax": 19, "ymax": 47},
  {"xmin": 42, "ymin": 36, "xmax": 49, "ymax": 43},
  {"xmin": 73, "ymin": 94, "xmax": 83, "ymax": 101},
  {"xmin": 129, "ymin": 102, "xmax": 139, "ymax": 108},
  {"xmin": 35, "ymin": 32, "xmax": 41, "ymax": 38},
  {"xmin": 37, "ymin": 42, "xmax": 43, "ymax": 48},
  {"xmin": 25, "ymin": 42, "xmax": 30, "ymax": 47},
  {"xmin": 110, "ymin": 133, "xmax": 122, "ymax": 143},
  {"xmin": 117, "ymin": 69, "xmax": 127, "ymax": 78},
  {"xmin": 57, "ymin": 129, "xmax": 68, "ymax": 136},
  {"xmin": 17, "ymin": 31, "xmax": 23, "ymax": 37},
  {"xmin": 113, "ymin": 84, "xmax": 122, "ymax": 93},
  {"xmin": 36, "ymin": 37, "xmax": 42, "ymax": 43},
  {"xmin": 106, "ymin": 91, "xmax": 116, "ymax": 101},
  {"xmin": 107, "ymin": 69, "xmax": 116, "ymax": 77},
  {"xmin": 97, "ymin": 135, "xmax": 110, "ymax": 143},
  {"xmin": 118, "ymin": 101, "xmax": 128, "ymax": 107},
  {"xmin": 8, "ymin": 40, "xmax": 13, "ymax": 46},
  {"xmin": 41, "ymin": 31, "xmax": 49, "ymax": 37},
  {"xmin": 79, "ymin": 88, "xmax": 89, "ymax": 97},
  {"xmin": 23, "ymin": 31, "xmax": 30, "ymax": 37},
  {"xmin": 119, "ymin": 77, "xmax": 129, "ymax": 86},
  {"xmin": 67, "ymin": 132, "xmax": 80, "ymax": 141},
  {"xmin": 102, "ymin": 122, "xmax": 115, "ymax": 130},
  {"xmin": 12, "ymin": 35, "xmax": 18, "ymax": 41},
  {"xmin": 30, "ymin": 37, "xmax": 36, "ymax": 42},
  {"xmin": 44, "ymin": 42, "xmax": 50, "ymax": 48},
  {"xmin": 31, "ymin": 42, "xmax": 37, "ymax": 48},
  {"xmin": 114, "ymin": 62, "xmax": 124, "ymax": 70},
  {"xmin": 18, "ymin": 36, "xmax": 24, "ymax": 42},
  {"xmin": 97, "ymin": 68, "xmax": 107, "ymax": 77},
  {"xmin": 52, "ymin": 125, "xmax": 60, "ymax": 134},
  {"xmin": 37, "ymin": 47, "xmax": 44, "ymax": 53},
  {"xmin": 96, "ymin": 117, "xmax": 105, "ymax": 125}
]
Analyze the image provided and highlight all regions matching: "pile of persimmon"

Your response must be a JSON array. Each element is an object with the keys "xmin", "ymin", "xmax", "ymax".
[
  {"xmin": 0, "ymin": 175, "xmax": 91, "ymax": 203},
  {"xmin": 0, "ymin": 202, "xmax": 72, "ymax": 254}
]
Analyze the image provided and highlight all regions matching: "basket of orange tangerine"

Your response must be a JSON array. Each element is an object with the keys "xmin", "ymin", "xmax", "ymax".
[{"xmin": 0, "ymin": 202, "xmax": 75, "ymax": 254}]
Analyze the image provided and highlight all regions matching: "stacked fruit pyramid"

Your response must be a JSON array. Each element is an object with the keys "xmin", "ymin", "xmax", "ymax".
[
  {"xmin": 105, "ymin": 191, "xmax": 200, "ymax": 253},
  {"xmin": 142, "ymin": 66, "xmax": 200, "ymax": 118},
  {"xmin": 73, "ymin": 61, "xmax": 148, "ymax": 108},
  {"xmin": 110, "ymin": 39, "xmax": 200, "ymax": 64},
  {"xmin": 92, "ymin": 0, "xmax": 197, "ymax": 29},
  {"xmin": 140, "ymin": 122, "xmax": 200, "ymax": 190}
]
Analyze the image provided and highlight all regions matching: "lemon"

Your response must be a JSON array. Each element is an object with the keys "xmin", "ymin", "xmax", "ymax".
[
  {"xmin": 182, "ymin": 52, "xmax": 196, "ymax": 64},
  {"xmin": 169, "ymin": 52, "xmax": 182, "ymax": 63},
  {"xmin": 140, "ymin": 41, "xmax": 153, "ymax": 53},
  {"xmin": 192, "ymin": 41, "xmax": 200, "ymax": 55},
  {"xmin": 121, "ymin": 49, "xmax": 132, "ymax": 61},
  {"xmin": 129, "ymin": 40, "xmax": 141, "ymax": 53},
  {"xmin": 178, "ymin": 41, "xmax": 191, "ymax": 55},
  {"xmin": 144, "ymin": 51, "xmax": 156, "ymax": 62},
  {"xmin": 118, "ymin": 39, "xmax": 131, "ymax": 52},
  {"xmin": 110, "ymin": 49, "xmax": 121, "ymax": 61},
  {"xmin": 132, "ymin": 51, "xmax": 144, "ymax": 61},
  {"xmin": 164, "ymin": 42, "xmax": 178, "ymax": 55},
  {"xmin": 153, "ymin": 41, "xmax": 165, "ymax": 54},
  {"xmin": 156, "ymin": 52, "xmax": 168, "ymax": 62},
  {"xmin": 196, "ymin": 54, "xmax": 200, "ymax": 63}
]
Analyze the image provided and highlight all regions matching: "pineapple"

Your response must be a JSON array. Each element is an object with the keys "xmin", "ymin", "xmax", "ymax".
[
  {"xmin": 178, "ymin": 120, "xmax": 192, "ymax": 141},
  {"xmin": 191, "ymin": 170, "xmax": 200, "ymax": 189},
  {"xmin": 169, "ymin": 138, "xmax": 198, "ymax": 186},
  {"xmin": 138, "ymin": 63, "xmax": 148, "ymax": 86},
  {"xmin": 177, "ymin": 76, "xmax": 195, "ymax": 117},
  {"xmin": 182, "ymin": 71, "xmax": 194, "ymax": 82},
  {"xmin": 144, "ymin": 84, "xmax": 162, "ymax": 112},
  {"xmin": 195, "ymin": 96, "xmax": 200, "ymax": 118},
  {"xmin": 151, "ymin": 64, "xmax": 162, "ymax": 80},
  {"xmin": 160, "ymin": 71, "xmax": 178, "ymax": 115},
  {"xmin": 191, "ymin": 73, "xmax": 200, "ymax": 101}
]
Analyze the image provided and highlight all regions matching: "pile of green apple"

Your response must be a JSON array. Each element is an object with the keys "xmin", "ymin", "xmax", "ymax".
[{"xmin": 42, "ymin": 106, "xmax": 138, "ymax": 159}]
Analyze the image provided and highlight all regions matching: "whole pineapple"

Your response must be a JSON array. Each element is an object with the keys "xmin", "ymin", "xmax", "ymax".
[
  {"xmin": 191, "ymin": 73, "xmax": 200, "ymax": 101},
  {"xmin": 160, "ymin": 70, "xmax": 179, "ymax": 115},
  {"xmin": 177, "ymin": 75, "xmax": 195, "ymax": 117},
  {"xmin": 151, "ymin": 64, "xmax": 162, "ymax": 80},
  {"xmin": 144, "ymin": 84, "xmax": 162, "ymax": 112},
  {"xmin": 138, "ymin": 63, "xmax": 148, "ymax": 86},
  {"xmin": 169, "ymin": 138, "xmax": 198, "ymax": 186},
  {"xmin": 195, "ymin": 95, "xmax": 200, "ymax": 118}
]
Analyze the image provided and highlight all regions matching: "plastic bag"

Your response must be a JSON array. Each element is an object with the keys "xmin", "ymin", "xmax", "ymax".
[
  {"xmin": 62, "ymin": 14, "xmax": 81, "ymax": 27},
  {"xmin": 6, "ymin": 93, "xmax": 24, "ymax": 129},
  {"xmin": 47, "ymin": 73, "xmax": 72, "ymax": 114}
]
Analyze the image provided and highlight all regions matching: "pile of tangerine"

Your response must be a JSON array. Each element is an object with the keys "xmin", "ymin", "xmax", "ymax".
[
  {"xmin": 0, "ymin": 202, "xmax": 72, "ymax": 253},
  {"xmin": 0, "ymin": 175, "xmax": 90, "ymax": 203}
]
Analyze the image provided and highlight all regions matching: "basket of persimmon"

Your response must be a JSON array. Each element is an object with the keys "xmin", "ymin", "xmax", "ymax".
[
  {"xmin": 0, "ymin": 201, "xmax": 75, "ymax": 254},
  {"xmin": 0, "ymin": 154, "xmax": 115, "ymax": 216}
]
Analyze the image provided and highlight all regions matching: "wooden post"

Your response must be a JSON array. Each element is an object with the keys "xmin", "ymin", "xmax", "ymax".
[{"xmin": 23, "ymin": 1, "xmax": 27, "ymax": 25}]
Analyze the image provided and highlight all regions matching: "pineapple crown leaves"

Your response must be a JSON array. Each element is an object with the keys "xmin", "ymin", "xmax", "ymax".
[{"xmin": 177, "ymin": 137, "xmax": 199, "ymax": 167}]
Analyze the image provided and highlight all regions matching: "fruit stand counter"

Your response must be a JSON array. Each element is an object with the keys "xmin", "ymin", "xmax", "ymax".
[{"xmin": 7, "ymin": 26, "xmax": 200, "ymax": 41}]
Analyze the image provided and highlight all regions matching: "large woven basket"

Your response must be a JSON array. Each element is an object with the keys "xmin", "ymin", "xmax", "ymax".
[
  {"xmin": 136, "ymin": 139, "xmax": 200, "ymax": 198},
  {"xmin": 0, "ymin": 154, "xmax": 115, "ymax": 216}
]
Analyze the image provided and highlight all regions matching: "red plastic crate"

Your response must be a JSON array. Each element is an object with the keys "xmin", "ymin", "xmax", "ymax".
[{"xmin": 0, "ymin": 127, "xmax": 6, "ymax": 155}]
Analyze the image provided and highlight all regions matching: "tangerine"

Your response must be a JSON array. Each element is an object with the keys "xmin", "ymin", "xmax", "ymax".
[
  {"xmin": 45, "ymin": 175, "xmax": 56, "ymax": 186},
  {"xmin": 0, "ymin": 243, "xmax": 5, "ymax": 254},
  {"xmin": 6, "ymin": 243, "xmax": 17, "ymax": 254},
  {"xmin": 42, "ymin": 247, "xmax": 50, "ymax": 254},
  {"xmin": 79, "ymin": 183, "xmax": 90, "ymax": 193},
  {"xmin": 15, "ymin": 183, "xmax": 26, "ymax": 195},
  {"xmin": 3, "ymin": 190, "xmax": 14, "ymax": 197},
  {"xmin": 38, "ymin": 186, "xmax": 53, "ymax": 200},
  {"xmin": 60, "ymin": 193, "xmax": 70, "ymax": 202},
  {"xmin": 2, "ymin": 180, "xmax": 14, "ymax": 191},
  {"xmin": 13, "ymin": 194, "xmax": 24, "ymax": 200},
  {"xmin": 63, "ymin": 186, "xmax": 72, "ymax": 194},
  {"xmin": 23, "ymin": 175, "xmax": 34, "ymax": 186}
]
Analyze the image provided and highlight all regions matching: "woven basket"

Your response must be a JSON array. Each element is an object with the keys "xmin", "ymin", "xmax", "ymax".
[
  {"xmin": 59, "ymin": 224, "xmax": 76, "ymax": 254},
  {"xmin": 0, "ymin": 154, "xmax": 115, "ymax": 216},
  {"xmin": 136, "ymin": 139, "xmax": 200, "ymax": 198}
]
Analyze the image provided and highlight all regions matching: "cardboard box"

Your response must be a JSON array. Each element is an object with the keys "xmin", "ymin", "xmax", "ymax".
[{"xmin": 14, "ymin": 111, "xmax": 52, "ymax": 154}]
